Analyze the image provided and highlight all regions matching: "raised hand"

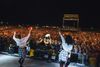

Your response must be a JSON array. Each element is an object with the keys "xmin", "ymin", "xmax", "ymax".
[
  {"xmin": 28, "ymin": 27, "xmax": 33, "ymax": 33},
  {"xmin": 14, "ymin": 31, "xmax": 16, "ymax": 35},
  {"xmin": 30, "ymin": 27, "xmax": 33, "ymax": 31},
  {"xmin": 59, "ymin": 31, "xmax": 61, "ymax": 35}
]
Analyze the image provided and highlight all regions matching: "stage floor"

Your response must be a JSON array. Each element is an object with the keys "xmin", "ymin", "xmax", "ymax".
[
  {"xmin": 0, "ymin": 54, "xmax": 87, "ymax": 67},
  {"xmin": 0, "ymin": 54, "xmax": 59, "ymax": 67}
]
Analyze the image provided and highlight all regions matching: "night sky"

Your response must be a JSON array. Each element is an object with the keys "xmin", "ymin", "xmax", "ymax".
[
  {"xmin": 81, "ymin": 1, "xmax": 100, "ymax": 28},
  {"xmin": 0, "ymin": 0, "xmax": 99, "ymax": 28}
]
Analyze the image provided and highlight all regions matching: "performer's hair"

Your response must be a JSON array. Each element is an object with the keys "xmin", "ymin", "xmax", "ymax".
[
  {"xmin": 17, "ymin": 34, "xmax": 21, "ymax": 39},
  {"xmin": 65, "ymin": 35, "xmax": 74, "ymax": 45}
]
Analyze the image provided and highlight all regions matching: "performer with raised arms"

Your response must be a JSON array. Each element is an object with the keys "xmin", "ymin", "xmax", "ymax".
[
  {"xmin": 58, "ymin": 32, "xmax": 74, "ymax": 67},
  {"xmin": 13, "ymin": 27, "xmax": 32, "ymax": 67}
]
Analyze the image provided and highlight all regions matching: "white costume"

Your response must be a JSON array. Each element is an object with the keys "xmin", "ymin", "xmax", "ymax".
[
  {"xmin": 13, "ymin": 32, "xmax": 30, "ymax": 48},
  {"xmin": 59, "ymin": 33, "xmax": 73, "ymax": 62}
]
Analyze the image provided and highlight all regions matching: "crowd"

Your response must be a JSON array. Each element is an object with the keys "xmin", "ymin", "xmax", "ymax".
[{"xmin": 0, "ymin": 25, "xmax": 100, "ymax": 67}]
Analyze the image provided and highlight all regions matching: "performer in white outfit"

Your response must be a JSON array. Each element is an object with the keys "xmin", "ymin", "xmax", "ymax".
[
  {"xmin": 13, "ymin": 27, "xmax": 32, "ymax": 67},
  {"xmin": 59, "ymin": 32, "xmax": 74, "ymax": 67}
]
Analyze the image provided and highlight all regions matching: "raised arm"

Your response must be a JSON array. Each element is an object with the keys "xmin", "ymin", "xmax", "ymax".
[
  {"xmin": 13, "ymin": 31, "xmax": 16, "ymax": 40},
  {"xmin": 13, "ymin": 31, "xmax": 20, "ymax": 43},
  {"xmin": 21, "ymin": 27, "xmax": 32, "ymax": 42},
  {"xmin": 59, "ymin": 32, "xmax": 65, "ymax": 43}
]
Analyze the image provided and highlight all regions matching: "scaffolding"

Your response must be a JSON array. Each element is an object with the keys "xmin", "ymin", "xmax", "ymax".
[{"xmin": 62, "ymin": 14, "xmax": 79, "ymax": 30}]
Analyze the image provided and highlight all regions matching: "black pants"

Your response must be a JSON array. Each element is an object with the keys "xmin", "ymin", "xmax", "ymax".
[
  {"xmin": 47, "ymin": 50, "xmax": 52, "ymax": 62},
  {"xmin": 59, "ymin": 59, "xmax": 70, "ymax": 67},
  {"xmin": 18, "ymin": 57, "xmax": 25, "ymax": 67}
]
